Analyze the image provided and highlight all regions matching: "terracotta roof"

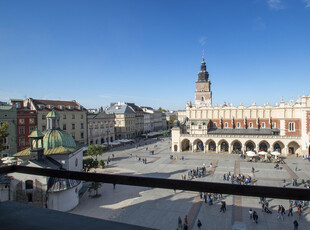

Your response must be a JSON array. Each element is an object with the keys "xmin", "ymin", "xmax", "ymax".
[{"xmin": 31, "ymin": 99, "xmax": 87, "ymax": 111}]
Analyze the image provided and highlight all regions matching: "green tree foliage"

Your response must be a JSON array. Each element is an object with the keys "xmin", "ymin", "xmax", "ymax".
[
  {"xmin": 162, "ymin": 131, "xmax": 169, "ymax": 136},
  {"xmin": 87, "ymin": 144, "xmax": 104, "ymax": 160},
  {"xmin": 0, "ymin": 123, "xmax": 9, "ymax": 152},
  {"xmin": 158, "ymin": 107, "xmax": 168, "ymax": 112}
]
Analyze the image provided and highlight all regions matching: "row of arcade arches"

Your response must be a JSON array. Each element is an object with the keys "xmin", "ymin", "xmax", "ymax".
[{"xmin": 179, "ymin": 138, "xmax": 301, "ymax": 155}]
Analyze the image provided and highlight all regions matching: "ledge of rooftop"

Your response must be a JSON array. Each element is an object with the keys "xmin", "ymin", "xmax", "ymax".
[{"xmin": 0, "ymin": 201, "xmax": 156, "ymax": 230}]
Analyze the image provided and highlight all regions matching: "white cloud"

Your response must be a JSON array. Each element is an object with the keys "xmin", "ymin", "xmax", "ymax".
[
  {"xmin": 302, "ymin": 0, "xmax": 310, "ymax": 7},
  {"xmin": 267, "ymin": 0, "xmax": 285, "ymax": 10},
  {"xmin": 199, "ymin": 37, "xmax": 207, "ymax": 46}
]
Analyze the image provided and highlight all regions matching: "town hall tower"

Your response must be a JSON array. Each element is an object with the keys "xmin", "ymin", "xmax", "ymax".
[{"xmin": 195, "ymin": 55, "xmax": 212, "ymax": 107}]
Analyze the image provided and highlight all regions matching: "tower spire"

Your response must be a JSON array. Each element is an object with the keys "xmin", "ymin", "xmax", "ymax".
[{"xmin": 202, "ymin": 49, "xmax": 205, "ymax": 62}]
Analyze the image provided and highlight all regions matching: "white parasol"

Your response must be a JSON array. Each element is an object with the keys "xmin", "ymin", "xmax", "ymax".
[
  {"xmin": 271, "ymin": 151, "xmax": 281, "ymax": 159},
  {"xmin": 258, "ymin": 151, "xmax": 268, "ymax": 160},
  {"xmin": 246, "ymin": 151, "xmax": 257, "ymax": 157}
]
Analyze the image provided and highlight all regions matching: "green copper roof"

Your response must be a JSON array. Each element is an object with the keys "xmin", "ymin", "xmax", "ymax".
[
  {"xmin": 43, "ymin": 130, "xmax": 76, "ymax": 150},
  {"xmin": 46, "ymin": 110, "xmax": 61, "ymax": 118},
  {"xmin": 28, "ymin": 129, "xmax": 44, "ymax": 138}
]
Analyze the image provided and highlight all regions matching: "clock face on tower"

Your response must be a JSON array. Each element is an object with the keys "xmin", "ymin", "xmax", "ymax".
[{"xmin": 200, "ymin": 83, "xmax": 205, "ymax": 89}]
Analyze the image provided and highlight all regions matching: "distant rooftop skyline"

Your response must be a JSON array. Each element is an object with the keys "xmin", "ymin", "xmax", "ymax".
[{"xmin": 1, "ymin": 0, "xmax": 310, "ymax": 110}]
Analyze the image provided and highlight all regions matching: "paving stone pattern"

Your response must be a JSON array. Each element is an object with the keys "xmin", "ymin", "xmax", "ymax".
[{"xmin": 71, "ymin": 137, "xmax": 310, "ymax": 230}]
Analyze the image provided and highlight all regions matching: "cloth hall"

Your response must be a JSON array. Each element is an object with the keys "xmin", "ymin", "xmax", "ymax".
[{"xmin": 172, "ymin": 56, "xmax": 310, "ymax": 156}]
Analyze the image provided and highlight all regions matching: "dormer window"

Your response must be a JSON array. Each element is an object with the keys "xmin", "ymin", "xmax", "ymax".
[
  {"xmin": 237, "ymin": 122, "xmax": 240, "ymax": 128},
  {"xmin": 68, "ymin": 106, "xmax": 74, "ymax": 110},
  {"xmin": 224, "ymin": 122, "xmax": 228, "ymax": 128},
  {"xmin": 249, "ymin": 122, "xmax": 253, "ymax": 128},
  {"xmin": 38, "ymin": 104, "xmax": 45, "ymax": 109},
  {"xmin": 48, "ymin": 105, "xmax": 53, "ymax": 109},
  {"xmin": 59, "ymin": 105, "xmax": 65, "ymax": 110}
]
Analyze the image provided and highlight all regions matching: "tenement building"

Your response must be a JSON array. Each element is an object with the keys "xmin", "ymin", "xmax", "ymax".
[
  {"xmin": 172, "ymin": 56, "xmax": 310, "ymax": 156},
  {"xmin": 10, "ymin": 99, "xmax": 37, "ymax": 152},
  {"xmin": 0, "ymin": 102, "xmax": 17, "ymax": 157},
  {"xmin": 88, "ymin": 109, "xmax": 115, "ymax": 145},
  {"xmin": 106, "ymin": 102, "xmax": 136, "ymax": 139},
  {"xmin": 24, "ymin": 98, "xmax": 88, "ymax": 144}
]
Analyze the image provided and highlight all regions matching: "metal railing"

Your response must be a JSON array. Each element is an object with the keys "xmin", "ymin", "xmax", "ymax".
[{"xmin": 1, "ymin": 165, "xmax": 309, "ymax": 201}]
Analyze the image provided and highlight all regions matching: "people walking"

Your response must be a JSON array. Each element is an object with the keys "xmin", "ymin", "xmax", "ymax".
[
  {"xmin": 204, "ymin": 193, "xmax": 207, "ymax": 203},
  {"xmin": 298, "ymin": 206, "xmax": 301, "ymax": 217},
  {"xmin": 197, "ymin": 219, "xmax": 202, "ymax": 229},
  {"xmin": 184, "ymin": 215, "xmax": 188, "ymax": 225},
  {"xmin": 253, "ymin": 211, "xmax": 258, "ymax": 224},
  {"xmin": 252, "ymin": 167, "xmax": 255, "ymax": 173},
  {"xmin": 178, "ymin": 216, "xmax": 182, "ymax": 229},
  {"xmin": 249, "ymin": 209, "xmax": 253, "ymax": 219},
  {"xmin": 288, "ymin": 205, "xmax": 293, "ymax": 216},
  {"xmin": 220, "ymin": 201, "xmax": 226, "ymax": 213},
  {"xmin": 293, "ymin": 220, "xmax": 299, "ymax": 230},
  {"xmin": 277, "ymin": 205, "xmax": 283, "ymax": 220},
  {"xmin": 281, "ymin": 205, "xmax": 285, "ymax": 220}
]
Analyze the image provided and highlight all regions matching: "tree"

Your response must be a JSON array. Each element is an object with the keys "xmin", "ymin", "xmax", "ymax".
[
  {"xmin": 158, "ymin": 107, "xmax": 168, "ymax": 112},
  {"xmin": 162, "ymin": 131, "xmax": 169, "ymax": 136},
  {"xmin": 87, "ymin": 145, "xmax": 104, "ymax": 160},
  {"xmin": 88, "ymin": 182, "xmax": 102, "ymax": 197},
  {"xmin": 0, "ymin": 122, "xmax": 9, "ymax": 152}
]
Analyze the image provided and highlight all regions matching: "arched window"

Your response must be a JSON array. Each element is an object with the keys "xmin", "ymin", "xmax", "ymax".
[
  {"xmin": 201, "ymin": 96, "xmax": 205, "ymax": 101},
  {"xmin": 25, "ymin": 180, "xmax": 33, "ymax": 189}
]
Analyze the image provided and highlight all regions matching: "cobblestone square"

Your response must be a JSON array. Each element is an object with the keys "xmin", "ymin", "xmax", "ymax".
[{"xmin": 71, "ymin": 137, "xmax": 310, "ymax": 230}]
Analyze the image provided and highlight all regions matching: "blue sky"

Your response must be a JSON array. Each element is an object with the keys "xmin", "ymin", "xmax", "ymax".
[{"xmin": 0, "ymin": 0, "xmax": 309, "ymax": 110}]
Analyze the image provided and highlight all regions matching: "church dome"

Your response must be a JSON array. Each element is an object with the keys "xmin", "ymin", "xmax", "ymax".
[{"xmin": 43, "ymin": 129, "xmax": 76, "ymax": 150}]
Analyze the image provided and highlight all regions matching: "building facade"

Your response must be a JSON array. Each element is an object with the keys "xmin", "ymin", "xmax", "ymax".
[
  {"xmin": 141, "ymin": 107, "xmax": 163, "ymax": 132},
  {"xmin": 0, "ymin": 102, "xmax": 17, "ymax": 157},
  {"xmin": 24, "ymin": 98, "xmax": 88, "ymax": 144},
  {"xmin": 10, "ymin": 99, "xmax": 37, "ymax": 152},
  {"xmin": 127, "ymin": 103, "xmax": 144, "ymax": 137},
  {"xmin": 143, "ymin": 112, "xmax": 152, "ymax": 134},
  {"xmin": 88, "ymin": 110, "xmax": 115, "ymax": 145},
  {"xmin": 106, "ymin": 102, "xmax": 136, "ymax": 139},
  {"xmin": 172, "ymin": 56, "xmax": 310, "ymax": 156}
]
